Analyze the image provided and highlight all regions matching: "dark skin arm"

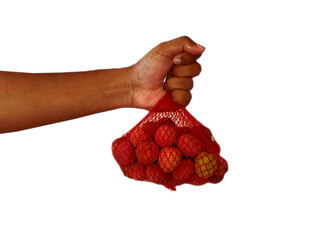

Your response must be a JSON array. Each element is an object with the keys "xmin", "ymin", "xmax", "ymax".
[{"xmin": 0, "ymin": 36, "xmax": 204, "ymax": 133}]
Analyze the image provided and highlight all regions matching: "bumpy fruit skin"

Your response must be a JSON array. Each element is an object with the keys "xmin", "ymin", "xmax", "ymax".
[
  {"xmin": 120, "ymin": 165, "xmax": 130, "ymax": 177},
  {"xmin": 135, "ymin": 141, "xmax": 159, "ymax": 165},
  {"xmin": 172, "ymin": 159, "xmax": 194, "ymax": 183},
  {"xmin": 177, "ymin": 134, "xmax": 203, "ymax": 157},
  {"xmin": 195, "ymin": 151, "xmax": 218, "ymax": 178},
  {"xmin": 190, "ymin": 126, "xmax": 221, "ymax": 154},
  {"xmin": 208, "ymin": 175, "xmax": 224, "ymax": 184},
  {"xmin": 128, "ymin": 162, "xmax": 146, "ymax": 181},
  {"xmin": 187, "ymin": 174, "xmax": 209, "ymax": 186},
  {"xmin": 115, "ymin": 141, "xmax": 136, "ymax": 166},
  {"xmin": 159, "ymin": 147, "xmax": 182, "ymax": 173},
  {"xmin": 154, "ymin": 125, "xmax": 178, "ymax": 147},
  {"xmin": 129, "ymin": 127, "xmax": 151, "ymax": 147},
  {"xmin": 208, "ymin": 156, "xmax": 228, "ymax": 184},
  {"xmin": 142, "ymin": 122, "xmax": 157, "ymax": 135},
  {"xmin": 215, "ymin": 156, "xmax": 228, "ymax": 176},
  {"xmin": 112, "ymin": 138, "xmax": 123, "ymax": 159},
  {"xmin": 145, "ymin": 164, "xmax": 169, "ymax": 185},
  {"xmin": 205, "ymin": 142, "xmax": 221, "ymax": 155},
  {"xmin": 176, "ymin": 126, "xmax": 189, "ymax": 136}
]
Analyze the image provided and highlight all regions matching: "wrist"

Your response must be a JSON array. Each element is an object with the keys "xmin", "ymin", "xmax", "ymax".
[{"xmin": 99, "ymin": 66, "xmax": 134, "ymax": 109}]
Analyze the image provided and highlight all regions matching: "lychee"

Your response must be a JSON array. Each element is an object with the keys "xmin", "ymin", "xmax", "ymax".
[
  {"xmin": 135, "ymin": 141, "xmax": 159, "ymax": 165},
  {"xmin": 127, "ymin": 162, "xmax": 146, "ymax": 181},
  {"xmin": 145, "ymin": 164, "xmax": 170, "ymax": 185},
  {"xmin": 208, "ymin": 175, "xmax": 225, "ymax": 184},
  {"xmin": 172, "ymin": 159, "xmax": 194, "ymax": 183},
  {"xmin": 205, "ymin": 141, "xmax": 221, "ymax": 155},
  {"xmin": 215, "ymin": 156, "xmax": 229, "ymax": 176},
  {"xmin": 158, "ymin": 147, "xmax": 182, "ymax": 172},
  {"xmin": 190, "ymin": 126, "xmax": 212, "ymax": 141},
  {"xmin": 112, "ymin": 138, "xmax": 123, "ymax": 159},
  {"xmin": 142, "ymin": 121, "xmax": 157, "ymax": 135},
  {"xmin": 115, "ymin": 141, "xmax": 136, "ymax": 166},
  {"xmin": 154, "ymin": 125, "xmax": 178, "ymax": 147},
  {"xmin": 187, "ymin": 174, "xmax": 209, "ymax": 186},
  {"xmin": 190, "ymin": 126, "xmax": 221, "ymax": 154},
  {"xmin": 176, "ymin": 126, "xmax": 189, "ymax": 136},
  {"xmin": 129, "ymin": 126, "xmax": 151, "ymax": 147},
  {"xmin": 208, "ymin": 156, "xmax": 228, "ymax": 184},
  {"xmin": 177, "ymin": 134, "xmax": 203, "ymax": 157},
  {"xmin": 120, "ymin": 165, "xmax": 130, "ymax": 177},
  {"xmin": 195, "ymin": 151, "xmax": 218, "ymax": 178}
]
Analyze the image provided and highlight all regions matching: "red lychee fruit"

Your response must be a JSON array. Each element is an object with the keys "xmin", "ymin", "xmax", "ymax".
[
  {"xmin": 112, "ymin": 138, "xmax": 123, "ymax": 159},
  {"xmin": 208, "ymin": 156, "xmax": 228, "ymax": 184},
  {"xmin": 158, "ymin": 147, "xmax": 182, "ymax": 173},
  {"xmin": 208, "ymin": 175, "xmax": 225, "ymax": 184},
  {"xmin": 127, "ymin": 162, "xmax": 146, "ymax": 181},
  {"xmin": 189, "ymin": 126, "xmax": 221, "ymax": 154},
  {"xmin": 129, "ymin": 126, "xmax": 151, "ymax": 147},
  {"xmin": 187, "ymin": 174, "xmax": 209, "ymax": 186},
  {"xmin": 120, "ymin": 165, "xmax": 130, "ymax": 177},
  {"xmin": 190, "ymin": 126, "xmax": 212, "ymax": 141},
  {"xmin": 195, "ymin": 151, "xmax": 218, "ymax": 178},
  {"xmin": 154, "ymin": 125, "xmax": 178, "ymax": 147},
  {"xmin": 177, "ymin": 134, "xmax": 203, "ymax": 157},
  {"xmin": 215, "ymin": 156, "xmax": 229, "ymax": 176},
  {"xmin": 176, "ymin": 126, "xmax": 189, "ymax": 136},
  {"xmin": 145, "ymin": 164, "xmax": 170, "ymax": 185},
  {"xmin": 142, "ymin": 122, "xmax": 157, "ymax": 135},
  {"xmin": 135, "ymin": 141, "xmax": 159, "ymax": 165},
  {"xmin": 156, "ymin": 117, "xmax": 175, "ymax": 127},
  {"xmin": 205, "ymin": 141, "xmax": 221, "ymax": 155},
  {"xmin": 172, "ymin": 159, "xmax": 194, "ymax": 183},
  {"xmin": 115, "ymin": 141, "xmax": 136, "ymax": 166}
]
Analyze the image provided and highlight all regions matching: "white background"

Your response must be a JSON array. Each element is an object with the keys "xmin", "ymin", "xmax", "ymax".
[{"xmin": 0, "ymin": 0, "xmax": 319, "ymax": 239}]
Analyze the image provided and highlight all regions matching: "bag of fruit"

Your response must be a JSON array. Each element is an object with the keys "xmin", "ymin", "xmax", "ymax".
[{"xmin": 111, "ymin": 91, "xmax": 228, "ymax": 190}]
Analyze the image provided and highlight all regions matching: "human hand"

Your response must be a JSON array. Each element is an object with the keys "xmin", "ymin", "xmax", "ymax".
[{"xmin": 129, "ymin": 36, "xmax": 205, "ymax": 110}]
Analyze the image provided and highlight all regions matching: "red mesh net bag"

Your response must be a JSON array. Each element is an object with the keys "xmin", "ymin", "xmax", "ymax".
[{"xmin": 112, "ymin": 92, "xmax": 228, "ymax": 191}]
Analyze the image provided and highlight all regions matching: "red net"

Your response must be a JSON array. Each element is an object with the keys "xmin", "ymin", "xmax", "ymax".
[{"xmin": 112, "ymin": 92, "xmax": 228, "ymax": 190}]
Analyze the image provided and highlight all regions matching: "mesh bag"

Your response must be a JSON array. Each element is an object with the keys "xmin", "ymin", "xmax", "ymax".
[{"xmin": 112, "ymin": 92, "xmax": 228, "ymax": 191}]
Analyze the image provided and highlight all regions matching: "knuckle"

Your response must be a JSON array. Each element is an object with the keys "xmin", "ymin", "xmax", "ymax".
[
  {"xmin": 156, "ymin": 42, "xmax": 166, "ymax": 51},
  {"xmin": 187, "ymin": 79, "xmax": 194, "ymax": 90},
  {"xmin": 184, "ymin": 91, "xmax": 192, "ymax": 105},
  {"xmin": 181, "ymin": 90, "xmax": 191, "ymax": 101},
  {"xmin": 164, "ymin": 78, "xmax": 173, "ymax": 90},
  {"xmin": 172, "ymin": 89, "xmax": 192, "ymax": 106},
  {"xmin": 181, "ymin": 53, "xmax": 195, "ymax": 64},
  {"xmin": 194, "ymin": 62, "xmax": 202, "ymax": 75},
  {"xmin": 180, "ymin": 35, "xmax": 191, "ymax": 42},
  {"xmin": 182, "ymin": 78, "xmax": 193, "ymax": 90}
]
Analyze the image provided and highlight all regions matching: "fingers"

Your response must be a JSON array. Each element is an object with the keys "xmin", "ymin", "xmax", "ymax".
[
  {"xmin": 163, "ymin": 50, "xmax": 202, "ymax": 107},
  {"xmin": 173, "ymin": 52, "xmax": 201, "ymax": 65},
  {"xmin": 156, "ymin": 36, "xmax": 205, "ymax": 59},
  {"xmin": 152, "ymin": 36, "xmax": 204, "ymax": 107},
  {"xmin": 164, "ymin": 77, "xmax": 193, "ymax": 91},
  {"xmin": 164, "ymin": 77, "xmax": 193, "ymax": 107},
  {"xmin": 170, "ymin": 62, "xmax": 201, "ymax": 78},
  {"xmin": 171, "ymin": 89, "xmax": 192, "ymax": 106}
]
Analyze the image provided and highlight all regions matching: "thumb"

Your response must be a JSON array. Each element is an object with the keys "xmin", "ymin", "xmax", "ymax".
[{"xmin": 155, "ymin": 36, "xmax": 205, "ymax": 59}]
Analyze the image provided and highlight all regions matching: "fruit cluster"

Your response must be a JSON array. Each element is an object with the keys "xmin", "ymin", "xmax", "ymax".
[{"xmin": 112, "ymin": 118, "xmax": 228, "ymax": 191}]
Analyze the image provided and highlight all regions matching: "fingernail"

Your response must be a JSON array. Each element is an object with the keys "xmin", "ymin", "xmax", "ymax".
[
  {"xmin": 196, "ymin": 44, "xmax": 205, "ymax": 50},
  {"xmin": 173, "ymin": 58, "xmax": 181, "ymax": 64}
]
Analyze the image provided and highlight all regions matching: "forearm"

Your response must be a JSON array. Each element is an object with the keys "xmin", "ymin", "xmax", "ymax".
[{"xmin": 0, "ymin": 68, "xmax": 133, "ymax": 133}]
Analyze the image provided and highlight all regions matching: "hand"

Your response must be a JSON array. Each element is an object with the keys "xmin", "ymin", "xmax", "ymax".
[{"xmin": 130, "ymin": 36, "xmax": 205, "ymax": 110}]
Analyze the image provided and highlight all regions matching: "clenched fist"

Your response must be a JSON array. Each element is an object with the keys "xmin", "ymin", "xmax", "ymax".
[{"xmin": 130, "ymin": 36, "xmax": 205, "ymax": 109}]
